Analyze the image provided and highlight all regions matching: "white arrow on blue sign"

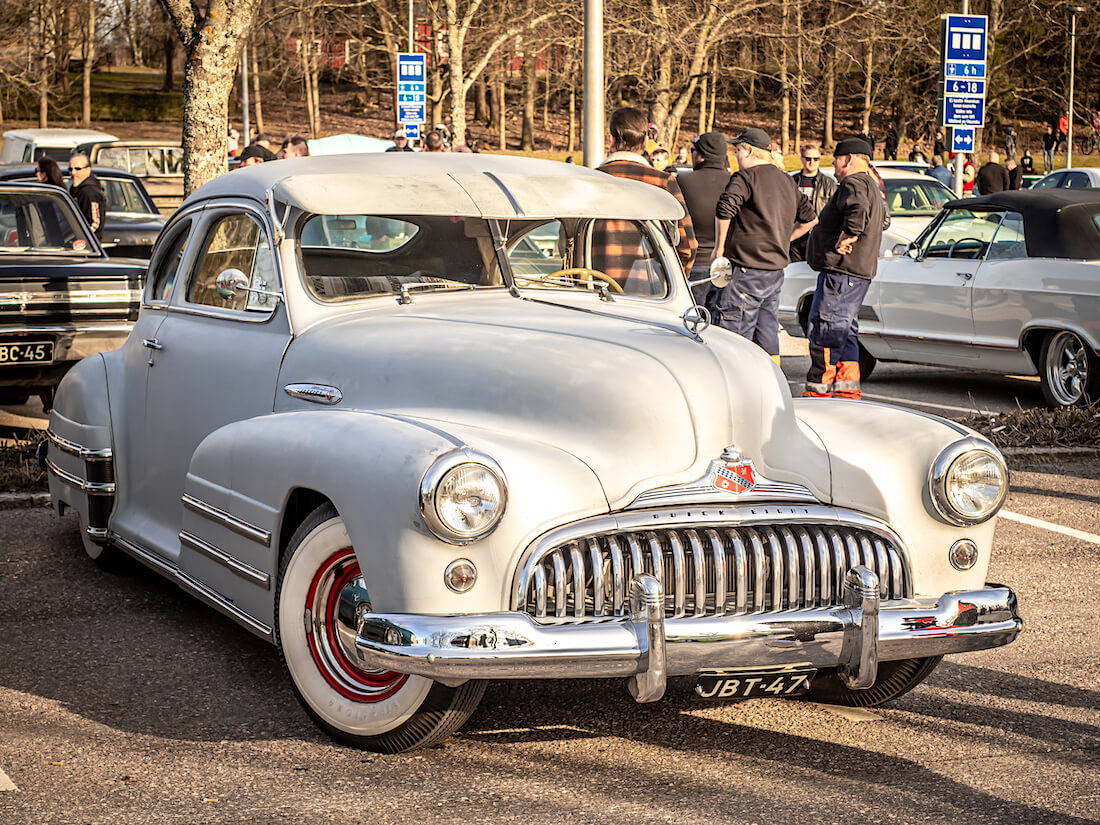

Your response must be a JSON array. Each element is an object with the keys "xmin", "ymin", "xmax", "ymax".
[{"xmin": 952, "ymin": 128, "xmax": 975, "ymax": 152}]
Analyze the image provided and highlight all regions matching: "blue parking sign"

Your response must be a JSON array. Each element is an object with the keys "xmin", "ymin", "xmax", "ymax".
[
  {"xmin": 397, "ymin": 53, "xmax": 426, "ymax": 83},
  {"xmin": 944, "ymin": 15, "xmax": 987, "ymax": 62}
]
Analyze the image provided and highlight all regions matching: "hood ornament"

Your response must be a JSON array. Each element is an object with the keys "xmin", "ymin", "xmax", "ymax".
[{"xmin": 681, "ymin": 305, "xmax": 711, "ymax": 340}]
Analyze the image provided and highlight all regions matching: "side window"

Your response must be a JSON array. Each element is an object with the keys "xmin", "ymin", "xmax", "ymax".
[
  {"xmin": 97, "ymin": 147, "xmax": 130, "ymax": 172},
  {"xmin": 1033, "ymin": 173, "xmax": 1062, "ymax": 189},
  {"xmin": 187, "ymin": 213, "xmax": 277, "ymax": 312},
  {"xmin": 128, "ymin": 148, "xmax": 151, "ymax": 177},
  {"xmin": 148, "ymin": 220, "xmax": 191, "ymax": 303},
  {"xmin": 1064, "ymin": 172, "xmax": 1091, "ymax": 189},
  {"xmin": 985, "ymin": 212, "xmax": 1027, "ymax": 261},
  {"xmin": 507, "ymin": 220, "xmax": 564, "ymax": 278},
  {"xmin": 162, "ymin": 148, "xmax": 184, "ymax": 175},
  {"xmin": 589, "ymin": 219, "xmax": 670, "ymax": 297}
]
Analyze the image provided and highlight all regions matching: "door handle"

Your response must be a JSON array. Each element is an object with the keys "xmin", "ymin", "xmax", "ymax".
[
  {"xmin": 956, "ymin": 271, "xmax": 973, "ymax": 280},
  {"xmin": 142, "ymin": 338, "xmax": 163, "ymax": 350}
]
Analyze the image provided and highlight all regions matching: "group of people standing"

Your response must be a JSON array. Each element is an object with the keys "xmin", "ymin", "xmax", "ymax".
[
  {"xmin": 34, "ymin": 155, "xmax": 106, "ymax": 241},
  {"xmin": 597, "ymin": 107, "xmax": 888, "ymax": 401}
]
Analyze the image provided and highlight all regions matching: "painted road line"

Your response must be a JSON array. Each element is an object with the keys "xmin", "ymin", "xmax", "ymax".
[
  {"xmin": 1000, "ymin": 511, "xmax": 1100, "ymax": 545},
  {"xmin": 0, "ymin": 765, "xmax": 17, "ymax": 791}
]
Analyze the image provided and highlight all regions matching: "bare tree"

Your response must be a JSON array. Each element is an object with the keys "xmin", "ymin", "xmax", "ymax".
[{"xmin": 157, "ymin": 0, "xmax": 263, "ymax": 193}]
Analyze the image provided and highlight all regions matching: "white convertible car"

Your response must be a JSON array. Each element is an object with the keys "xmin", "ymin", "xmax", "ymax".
[
  {"xmin": 781, "ymin": 189, "xmax": 1100, "ymax": 406},
  {"xmin": 45, "ymin": 155, "xmax": 1020, "ymax": 752}
]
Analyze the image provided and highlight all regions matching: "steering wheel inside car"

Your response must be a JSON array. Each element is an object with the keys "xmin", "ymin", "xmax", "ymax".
[
  {"xmin": 948, "ymin": 237, "xmax": 986, "ymax": 259},
  {"xmin": 541, "ymin": 268, "xmax": 625, "ymax": 294}
]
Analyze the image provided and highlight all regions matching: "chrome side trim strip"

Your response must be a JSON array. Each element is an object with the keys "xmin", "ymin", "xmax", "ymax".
[
  {"xmin": 44, "ymin": 457, "xmax": 115, "ymax": 495},
  {"xmin": 46, "ymin": 429, "xmax": 113, "ymax": 461},
  {"xmin": 181, "ymin": 493, "xmax": 272, "ymax": 547},
  {"xmin": 179, "ymin": 530, "xmax": 271, "ymax": 589},
  {"xmin": 111, "ymin": 532, "xmax": 273, "ymax": 640},
  {"xmin": 0, "ymin": 323, "xmax": 133, "ymax": 334}
]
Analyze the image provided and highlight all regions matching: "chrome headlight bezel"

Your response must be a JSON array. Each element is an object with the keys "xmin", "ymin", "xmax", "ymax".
[
  {"xmin": 929, "ymin": 438, "xmax": 1008, "ymax": 526},
  {"xmin": 419, "ymin": 449, "xmax": 508, "ymax": 544}
]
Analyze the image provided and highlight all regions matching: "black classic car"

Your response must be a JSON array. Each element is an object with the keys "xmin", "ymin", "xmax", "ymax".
[
  {"xmin": 0, "ymin": 166, "xmax": 165, "ymax": 259},
  {"xmin": 0, "ymin": 182, "xmax": 145, "ymax": 408}
]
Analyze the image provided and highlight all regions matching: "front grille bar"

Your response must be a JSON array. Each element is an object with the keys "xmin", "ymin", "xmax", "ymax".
[{"xmin": 518, "ymin": 520, "xmax": 910, "ymax": 623}]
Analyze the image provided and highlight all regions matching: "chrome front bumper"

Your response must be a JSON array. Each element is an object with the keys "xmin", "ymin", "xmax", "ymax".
[{"xmin": 353, "ymin": 568, "xmax": 1021, "ymax": 703}]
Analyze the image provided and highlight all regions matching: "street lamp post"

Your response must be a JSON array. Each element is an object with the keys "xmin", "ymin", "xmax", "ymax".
[{"xmin": 1068, "ymin": 6, "xmax": 1084, "ymax": 170}]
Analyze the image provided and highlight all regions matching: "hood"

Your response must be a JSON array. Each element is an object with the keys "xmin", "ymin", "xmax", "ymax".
[{"xmin": 277, "ymin": 293, "xmax": 831, "ymax": 507}]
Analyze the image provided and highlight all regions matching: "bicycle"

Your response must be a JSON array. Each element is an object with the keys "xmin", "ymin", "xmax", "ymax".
[{"xmin": 1077, "ymin": 119, "xmax": 1100, "ymax": 155}]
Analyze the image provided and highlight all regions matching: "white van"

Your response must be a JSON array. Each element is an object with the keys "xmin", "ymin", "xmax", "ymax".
[{"xmin": 0, "ymin": 128, "xmax": 118, "ymax": 164}]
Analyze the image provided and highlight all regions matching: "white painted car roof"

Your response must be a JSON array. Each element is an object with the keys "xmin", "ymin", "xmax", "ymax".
[
  {"xmin": 184, "ymin": 153, "xmax": 686, "ymax": 220},
  {"xmin": 2, "ymin": 128, "xmax": 118, "ymax": 145}
]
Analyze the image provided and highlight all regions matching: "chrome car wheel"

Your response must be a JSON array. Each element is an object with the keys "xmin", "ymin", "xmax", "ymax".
[
  {"xmin": 1040, "ymin": 331, "xmax": 1095, "ymax": 407},
  {"xmin": 275, "ymin": 503, "xmax": 485, "ymax": 752}
]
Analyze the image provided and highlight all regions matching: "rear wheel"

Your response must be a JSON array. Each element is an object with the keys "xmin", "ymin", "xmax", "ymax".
[
  {"xmin": 276, "ymin": 503, "xmax": 485, "ymax": 752},
  {"xmin": 77, "ymin": 511, "xmax": 125, "ymax": 571},
  {"xmin": 803, "ymin": 656, "xmax": 942, "ymax": 708},
  {"xmin": 1039, "ymin": 330, "xmax": 1099, "ymax": 407}
]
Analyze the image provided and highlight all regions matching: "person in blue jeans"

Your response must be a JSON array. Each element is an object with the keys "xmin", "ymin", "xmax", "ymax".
[
  {"xmin": 802, "ymin": 137, "xmax": 889, "ymax": 398},
  {"xmin": 712, "ymin": 127, "xmax": 816, "ymax": 364}
]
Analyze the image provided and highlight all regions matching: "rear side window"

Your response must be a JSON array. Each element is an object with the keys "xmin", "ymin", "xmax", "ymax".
[{"xmin": 148, "ymin": 219, "xmax": 191, "ymax": 302}]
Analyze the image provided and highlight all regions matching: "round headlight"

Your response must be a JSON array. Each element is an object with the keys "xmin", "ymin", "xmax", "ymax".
[
  {"xmin": 420, "ymin": 451, "xmax": 507, "ymax": 543},
  {"xmin": 930, "ymin": 440, "xmax": 1008, "ymax": 525}
]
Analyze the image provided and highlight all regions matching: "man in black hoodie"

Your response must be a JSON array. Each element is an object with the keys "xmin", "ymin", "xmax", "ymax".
[
  {"xmin": 68, "ymin": 154, "xmax": 106, "ymax": 240},
  {"xmin": 676, "ymin": 132, "xmax": 730, "ymax": 305}
]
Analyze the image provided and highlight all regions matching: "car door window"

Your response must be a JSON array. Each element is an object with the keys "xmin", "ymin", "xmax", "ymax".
[
  {"xmin": 919, "ymin": 209, "xmax": 1005, "ymax": 260},
  {"xmin": 97, "ymin": 147, "xmax": 130, "ymax": 172},
  {"xmin": 128, "ymin": 148, "xmax": 151, "ymax": 177},
  {"xmin": 1063, "ymin": 172, "xmax": 1091, "ymax": 188},
  {"xmin": 507, "ymin": 220, "xmax": 564, "ymax": 277},
  {"xmin": 187, "ymin": 213, "xmax": 277, "ymax": 312},
  {"xmin": 1032, "ymin": 173, "xmax": 1063, "ymax": 189},
  {"xmin": 985, "ymin": 211, "xmax": 1027, "ymax": 260},
  {"xmin": 147, "ymin": 219, "xmax": 191, "ymax": 303}
]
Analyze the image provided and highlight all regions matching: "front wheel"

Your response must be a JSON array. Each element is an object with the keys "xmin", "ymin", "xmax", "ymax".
[
  {"xmin": 276, "ymin": 503, "xmax": 485, "ymax": 752},
  {"xmin": 802, "ymin": 656, "xmax": 942, "ymax": 707},
  {"xmin": 1039, "ymin": 330, "xmax": 1099, "ymax": 407},
  {"xmin": 1079, "ymin": 134, "xmax": 1097, "ymax": 156}
]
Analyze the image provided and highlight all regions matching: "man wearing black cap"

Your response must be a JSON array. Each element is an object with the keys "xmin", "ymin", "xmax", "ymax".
[
  {"xmin": 803, "ymin": 136, "xmax": 888, "ymax": 400},
  {"xmin": 676, "ymin": 132, "xmax": 731, "ymax": 305},
  {"xmin": 711, "ymin": 127, "xmax": 817, "ymax": 364}
]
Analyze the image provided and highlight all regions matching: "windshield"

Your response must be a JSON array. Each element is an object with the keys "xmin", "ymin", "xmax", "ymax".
[
  {"xmin": 299, "ymin": 214, "xmax": 673, "ymax": 302},
  {"xmin": 884, "ymin": 179, "xmax": 952, "ymax": 217},
  {"xmin": 0, "ymin": 190, "xmax": 97, "ymax": 254}
]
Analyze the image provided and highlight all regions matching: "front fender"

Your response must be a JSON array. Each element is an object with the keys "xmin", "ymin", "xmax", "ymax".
[
  {"xmin": 793, "ymin": 398, "xmax": 999, "ymax": 598},
  {"xmin": 185, "ymin": 409, "xmax": 607, "ymax": 620}
]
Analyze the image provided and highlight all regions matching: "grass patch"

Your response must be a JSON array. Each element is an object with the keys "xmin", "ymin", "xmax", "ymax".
[
  {"xmin": 0, "ymin": 435, "xmax": 47, "ymax": 493},
  {"xmin": 959, "ymin": 402, "xmax": 1100, "ymax": 450}
]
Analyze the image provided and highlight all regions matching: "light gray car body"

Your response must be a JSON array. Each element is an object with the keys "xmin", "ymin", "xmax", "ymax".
[{"xmin": 45, "ymin": 154, "xmax": 1020, "ymax": 748}]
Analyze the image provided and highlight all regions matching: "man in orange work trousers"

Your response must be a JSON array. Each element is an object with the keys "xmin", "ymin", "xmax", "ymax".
[{"xmin": 802, "ymin": 137, "xmax": 889, "ymax": 399}]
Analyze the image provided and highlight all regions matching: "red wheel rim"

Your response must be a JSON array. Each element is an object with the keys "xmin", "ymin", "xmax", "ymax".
[{"xmin": 305, "ymin": 548, "xmax": 409, "ymax": 702}]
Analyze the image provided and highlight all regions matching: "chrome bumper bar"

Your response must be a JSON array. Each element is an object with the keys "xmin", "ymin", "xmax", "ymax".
[{"xmin": 353, "ymin": 568, "xmax": 1021, "ymax": 703}]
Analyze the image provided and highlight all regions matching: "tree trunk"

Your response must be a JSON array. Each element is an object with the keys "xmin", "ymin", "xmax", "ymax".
[
  {"xmin": 707, "ymin": 79, "xmax": 716, "ymax": 131},
  {"xmin": 163, "ymin": 35, "xmax": 176, "ymax": 91},
  {"xmin": 301, "ymin": 30, "xmax": 316, "ymax": 136},
  {"xmin": 487, "ymin": 66, "xmax": 497, "ymax": 128},
  {"xmin": 81, "ymin": 0, "xmax": 95, "ymax": 128},
  {"xmin": 861, "ymin": 35, "xmax": 873, "ymax": 137},
  {"xmin": 794, "ymin": 2, "xmax": 803, "ymax": 152},
  {"xmin": 251, "ymin": 37, "xmax": 263, "ymax": 135},
  {"xmin": 498, "ymin": 73, "xmax": 506, "ymax": 150},
  {"xmin": 475, "ymin": 78, "xmax": 488, "ymax": 124},
  {"xmin": 541, "ymin": 74, "xmax": 549, "ymax": 132},
  {"xmin": 780, "ymin": 0, "xmax": 790, "ymax": 155},
  {"xmin": 376, "ymin": 8, "xmax": 400, "ymax": 130},
  {"xmin": 824, "ymin": 51, "xmax": 835, "ymax": 148},
  {"xmin": 568, "ymin": 83, "xmax": 575, "ymax": 153},
  {"xmin": 521, "ymin": 53, "xmax": 535, "ymax": 151},
  {"xmin": 38, "ymin": 5, "xmax": 48, "ymax": 129},
  {"xmin": 698, "ymin": 58, "xmax": 707, "ymax": 134}
]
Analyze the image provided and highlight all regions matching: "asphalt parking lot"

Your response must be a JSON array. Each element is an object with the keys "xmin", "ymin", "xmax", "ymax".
[{"xmin": 0, "ymin": 456, "xmax": 1096, "ymax": 825}]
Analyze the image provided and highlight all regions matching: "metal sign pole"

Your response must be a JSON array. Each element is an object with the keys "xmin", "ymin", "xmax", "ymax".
[
  {"xmin": 953, "ymin": 0, "xmax": 968, "ymax": 198},
  {"xmin": 582, "ymin": 0, "xmax": 604, "ymax": 168},
  {"xmin": 1068, "ymin": 8, "xmax": 1079, "ymax": 170}
]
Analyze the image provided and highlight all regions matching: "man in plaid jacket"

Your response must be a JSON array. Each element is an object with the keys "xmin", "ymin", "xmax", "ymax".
[{"xmin": 594, "ymin": 108, "xmax": 697, "ymax": 290}]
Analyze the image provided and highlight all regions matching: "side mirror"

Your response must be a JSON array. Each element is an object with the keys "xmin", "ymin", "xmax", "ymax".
[
  {"xmin": 890, "ymin": 243, "xmax": 909, "ymax": 257},
  {"xmin": 215, "ymin": 268, "xmax": 283, "ymax": 304},
  {"xmin": 215, "ymin": 268, "xmax": 249, "ymax": 298},
  {"xmin": 687, "ymin": 256, "xmax": 733, "ymax": 289}
]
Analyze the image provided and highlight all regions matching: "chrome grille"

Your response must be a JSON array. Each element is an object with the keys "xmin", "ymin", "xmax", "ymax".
[{"xmin": 517, "ymin": 523, "xmax": 909, "ymax": 623}]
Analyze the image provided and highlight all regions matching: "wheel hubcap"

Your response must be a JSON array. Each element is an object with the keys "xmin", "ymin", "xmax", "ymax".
[
  {"xmin": 1047, "ymin": 332, "xmax": 1089, "ymax": 404},
  {"xmin": 305, "ymin": 549, "xmax": 408, "ymax": 702}
]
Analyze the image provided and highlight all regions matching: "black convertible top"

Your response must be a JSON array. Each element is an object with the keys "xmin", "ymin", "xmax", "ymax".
[{"xmin": 944, "ymin": 189, "xmax": 1100, "ymax": 259}]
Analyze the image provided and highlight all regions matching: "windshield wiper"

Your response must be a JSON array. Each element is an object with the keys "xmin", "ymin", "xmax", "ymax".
[{"xmin": 396, "ymin": 280, "xmax": 480, "ymax": 305}]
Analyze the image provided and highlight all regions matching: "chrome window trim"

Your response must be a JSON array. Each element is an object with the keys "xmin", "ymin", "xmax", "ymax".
[
  {"xmin": 512, "ymin": 504, "xmax": 911, "ymax": 613},
  {"xmin": 181, "ymin": 493, "xmax": 272, "ymax": 546},
  {"xmin": 44, "ymin": 457, "xmax": 115, "ymax": 495},
  {"xmin": 46, "ymin": 429, "xmax": 112, "ymax": 461},
  {"xmin": 179, "ymin": 530, "xmax": 271, "ymax": 588},
  {"xmin": 142, "ymin": 205, "xmax": 205, "ymax": 308}
]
